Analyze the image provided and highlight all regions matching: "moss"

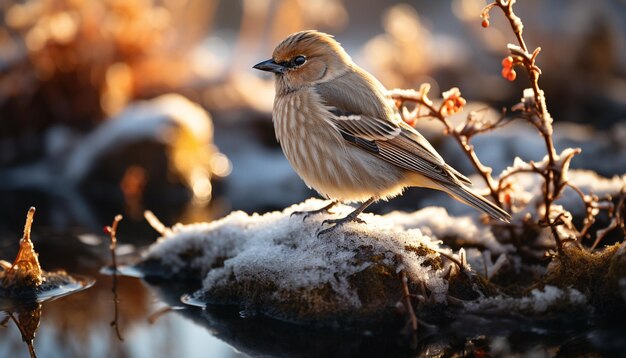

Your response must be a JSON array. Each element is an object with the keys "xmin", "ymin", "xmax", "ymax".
[
  {"xmin": 403, "ymin": 244, "xmax": 443, "ymax": 270},
  {"xmin": 604, "ymin": 242, "xmax": 626, "ymax": 309},
  {"xmin": 0, "ymin": 270, "xmax": 81, "ymax": 299},
  {"xmin": 544, "ymin": 244, "xmax": 624, "ymax": 309},
  {"xmin": 200, "ymin": 257, "xmax": 403, "ymax": 326}
]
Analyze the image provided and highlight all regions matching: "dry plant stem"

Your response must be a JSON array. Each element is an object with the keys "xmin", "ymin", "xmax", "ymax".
[
  {"xmin": 591, "ymin": 189, "xmax": 626, "ymax": 250},
  {"xmin": 144, "ymin": 210, "xmax": 171, "ymax": 236},
  {"xmin": 5, "ymin": 207, "xmax": 43, "ymax": 287},
  {"xmin": 148, "ymin": 306, "xmax": 175, "ymax": 324},
  {"xmin": 566, "ymin": 183, "xmax": 598, "ymax": 240},
  {"xmin": 392, "ymin": 94, "xmax": 500, "ymax": 205},
  {"xmin": 8, "ymin": 313, "xmax": 37, "ymax": 358},
  {"xmin": 106, "ymin": 215, "xmax": 124, "ymax": 342},
  {"xmin": 486, "ymin": 0, "xmax": 566, "ymax": 250},
  {"xmin": 591, "ymin": 221, "xmax": 618, "ymax": 251},
  {"xmin": 436, "ymin": 250, "xmax": 465, "ymax": 273},
  {"xmin": 493, "ymin": 1, "xmax": 550, "ymax": 128},
  {"xmin": 400, "ymin": 271, "xmax": 418, "ymax": 332}
]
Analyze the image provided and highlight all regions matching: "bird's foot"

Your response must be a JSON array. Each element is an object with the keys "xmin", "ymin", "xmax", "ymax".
[
  {"xmin": 290, "ymin": 200, "xmax": 338, "ymax": 222},
  {"xmin": 315, "ymin": 197, "xmax": 376, "ymax": 237},
  {"xmin": 317, "ymin": 212, "xmax": 366, "ymax": 237}
]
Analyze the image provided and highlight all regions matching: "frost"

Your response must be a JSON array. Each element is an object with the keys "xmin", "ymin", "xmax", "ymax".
[
  {"xmin": 462, "ymin": 249, "xmax": 508, "ymax": 279},
  {"xmin": 503, "ymin": 169, "xmax": 625, "ymax": 221},
  {"xmin": 464, "ymin": 286, "xmax": 587, "ymax": 314}
]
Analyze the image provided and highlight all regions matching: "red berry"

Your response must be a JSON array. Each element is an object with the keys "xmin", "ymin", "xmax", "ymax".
[
  {"xmin": 501, "ymin": 56, "xmax": 513, "ymax": 67},
  {"xmin": 507, "ymin": 69, "xmax": 517, "ymax": 81},
  {"xmin": 481, "ymin": 19, "xmax": 489, "ymax": 28}
]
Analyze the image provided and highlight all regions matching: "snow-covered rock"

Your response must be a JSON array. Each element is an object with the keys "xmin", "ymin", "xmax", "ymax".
[
  {"xmin": 139, "ymin": 199, "xmax": 481, "ymax": 325},
  {"xmin": 138, "ymin": 197, "xmax": 626, "ymax": 324}
]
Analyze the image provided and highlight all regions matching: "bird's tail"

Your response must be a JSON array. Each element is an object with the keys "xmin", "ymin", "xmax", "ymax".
[{"xmin": 439, "ymin": 182, "xmax": 511, "ymax": 223}]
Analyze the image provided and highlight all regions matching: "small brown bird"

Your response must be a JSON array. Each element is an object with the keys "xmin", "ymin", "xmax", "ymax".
[{"xmin": 254, "ymin": 30, "xmax": 511, "ymax": 235}]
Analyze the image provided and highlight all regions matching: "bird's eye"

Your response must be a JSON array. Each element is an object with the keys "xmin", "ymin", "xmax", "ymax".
[{"xmin": 293, "ymin": 55, "xmax": 306, "ymax": 66}]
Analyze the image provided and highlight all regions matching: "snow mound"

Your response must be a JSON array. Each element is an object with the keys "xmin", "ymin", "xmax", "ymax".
[{"xmin": 141, "ymin": 199, "xmax": 475, "ymax": 324}]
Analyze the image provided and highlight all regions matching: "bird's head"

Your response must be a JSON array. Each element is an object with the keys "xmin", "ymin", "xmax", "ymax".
[{"xmin": 253, "ymin": 30, "xmax": 352, "ymax": 92}]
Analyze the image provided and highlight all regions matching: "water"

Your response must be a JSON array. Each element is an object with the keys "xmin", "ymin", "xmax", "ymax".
[{"xmin": 0, "ymin": 190, "xmax": 244, "ymax": 358}]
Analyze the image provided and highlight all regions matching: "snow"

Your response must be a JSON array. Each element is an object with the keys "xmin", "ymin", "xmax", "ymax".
[
  {"xmin": 462, "ymin": 248, "xmax": 508, "ymax": 279},
  {"xmin": 0, "ymin": 94, "xmax": 215, "ymax": 190},
  {"xmin": 143, "ymin": 198, "xmax": 458, "ymax": 311},
  {"xmin": 424, "ymin": 167, "xmax": 624, "ymax": 223},
  {"xmin": 65, "ymin": 94, "xmax": 213, "ymax": 183},
  {"xmin": 384, "ymin": 207, "xmax": 515, "ymax": 255},
  {"xmin": 464, "ymin": 285, "xmax": 587, "ymax": 314}
]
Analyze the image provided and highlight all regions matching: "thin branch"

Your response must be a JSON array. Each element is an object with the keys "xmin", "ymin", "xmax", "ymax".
[
  {"xmin": 105, "ymin": 215, "xmax": 124, "ymax": 342},
  {"xmin": 400, "ymin": 271, "xmax": 418, "ymax": 332},
  {"xmin": 390, "ymin": 90, "xmax": 502, "ymax": 206},
  {"xmin": 591, "ymin": 221, "xmax": 618, "ymax": 251}
]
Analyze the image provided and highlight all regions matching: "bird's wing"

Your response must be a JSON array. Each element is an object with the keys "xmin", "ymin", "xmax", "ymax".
[
  {"xmin": 329, "ymin": 111, "xmax": 470, "ymax": 185},
  {"xmin": 315, "ymin": 70, "xmax": 472, "ymax": 185}
]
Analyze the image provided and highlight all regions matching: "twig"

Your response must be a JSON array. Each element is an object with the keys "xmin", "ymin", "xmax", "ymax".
[
  {"xmin": 591, "ymin": 221, "xmax": 618, "ymax": 251},
  {"xmin": 591, "ymin": 189, "xmax": 626, "ymax": 250},
  {"xmin": 400, "ymin": 271, "xmax": 418, "ymax": 332},
  {"xmin": 436, "ymin": 249, "xmax": 465, "ymax": 273},
  {"xmin": 105, "ymin": 215, "xmax": 124, "ymax": 342},
  {"xmin": 390, "ymin": 89, "xmax": 502, "ymax": 206},
  {"xmin": 148, "ymin": 306, "xmax": 174, "ymax": 324},
  {"xmin": 144, "ymin": 210, "xmax": 171, "ymax": 236},
  {"xmin": 482, "ymin": 0, "xmax": 571, "ymax": 251}
]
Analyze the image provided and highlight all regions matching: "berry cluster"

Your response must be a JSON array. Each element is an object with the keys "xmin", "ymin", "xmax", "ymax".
[
  {"xmin": 501, "ymin": 56, "xmax": 517, "ymax": 81},
  {"xmin": 440, "ymin": 87, "xmax": 467, "ymax": 116}
]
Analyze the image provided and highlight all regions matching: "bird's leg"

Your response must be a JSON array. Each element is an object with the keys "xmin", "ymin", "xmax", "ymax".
[
  {"xmin": 317, "ymin": 197, "xmax": 376, "ymax": 237},
  {"xmin": 291, "ymin": 200, "xmax": 339, "ymax": 222}
]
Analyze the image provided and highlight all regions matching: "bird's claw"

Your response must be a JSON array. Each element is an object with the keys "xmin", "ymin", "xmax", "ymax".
[
  {"xmin": 316, "ymin": 215, "xmax": 366, "ymax": 237},
  {"xmin": 321, "ymin": 216, "xmax": 365, "ymax": 226},
  {"xmin": 290, "ymin": 211, "xmax": 311, "ymax": 222},
  {"xmin": 316, "ymin": 226, "xmax": 336, "ymax": 238},
  {"xmin": 290, "ymin": 201, "xmax": 338, "ymax": 222},
  {"xmin": 291, "ymin": 210, "xmax": 332, "ymax": 222}
]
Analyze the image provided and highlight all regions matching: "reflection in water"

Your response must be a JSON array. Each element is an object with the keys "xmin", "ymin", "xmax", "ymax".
[
  {"xmin": 152, "ymin": 277, "xmax": 626, "ymax": 357},
  {"xmin": 104, "ymin": 214, "xmax": 125, "ymax": 342},
  {"xmin": 0, "ymin": 274, "xmax": 95, "ymax": 358},
  {"xmin": 0, "ymin": 274, "xmax": 243, "ymax": 358},
  {"xmin": 2, "ymin": 301, "xmax": 40, "ymax": 358}
]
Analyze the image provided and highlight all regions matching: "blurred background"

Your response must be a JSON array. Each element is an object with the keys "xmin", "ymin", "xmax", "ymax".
[{"xmin": 0, "ymin": 0, "xmax": 624, "ymax": 356}]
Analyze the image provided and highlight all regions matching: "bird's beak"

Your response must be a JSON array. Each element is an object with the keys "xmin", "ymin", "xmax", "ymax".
[{"xmin": 253, "ymin": 59, "xmax": 286, "ymax": 74}]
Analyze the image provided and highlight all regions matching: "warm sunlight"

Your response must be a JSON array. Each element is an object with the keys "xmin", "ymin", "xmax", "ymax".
[{"xmin": 0, "ymin": 1, "xmax": 624, "ymax": 357}]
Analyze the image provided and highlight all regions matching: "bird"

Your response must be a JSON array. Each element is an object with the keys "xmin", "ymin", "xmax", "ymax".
[{"xmin": 253, "ymin": 30, "xmax": 511, "ymax": 236}]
